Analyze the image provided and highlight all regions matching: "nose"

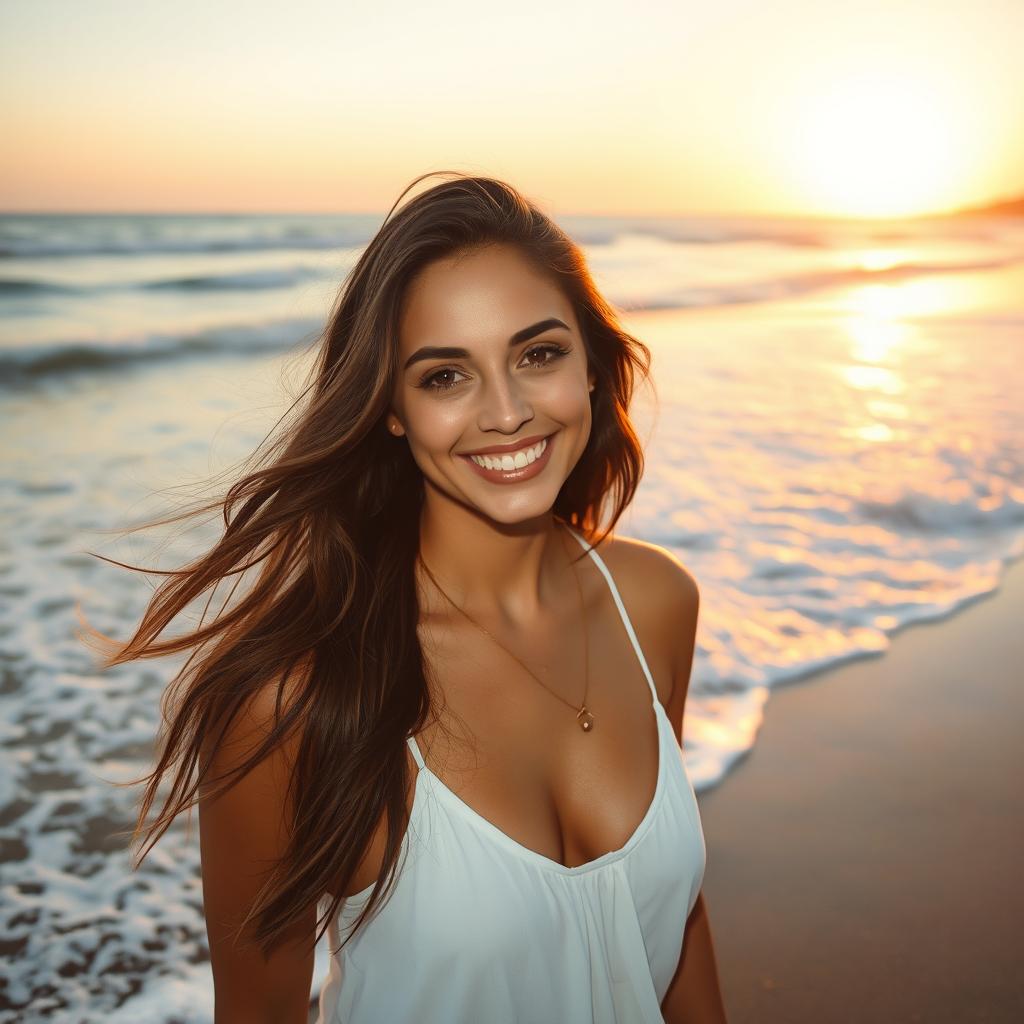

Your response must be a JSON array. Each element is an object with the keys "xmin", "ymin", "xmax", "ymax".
[{"xmin": 477, "ymin": 370, "xmax": 534, "ymax": 434}]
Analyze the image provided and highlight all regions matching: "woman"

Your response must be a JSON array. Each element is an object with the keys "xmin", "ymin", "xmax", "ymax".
[{"xmin": 100, "ymin": 172, "xmax": 727, "ymax": 1022}]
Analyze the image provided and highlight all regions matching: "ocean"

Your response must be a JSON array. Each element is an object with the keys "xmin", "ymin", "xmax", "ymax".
[{"xmin": 2, "ymin": 210, "xmax": 1022, "ymax": 1020}]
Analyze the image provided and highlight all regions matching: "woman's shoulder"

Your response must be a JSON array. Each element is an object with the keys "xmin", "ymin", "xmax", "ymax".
[
  {"xmin": 586, "ymin": 531, "xmax": 700, "ymax": 706},
  {"xmin": 589, "ymin": 530, "xmax": 700, "ymax": 611}
]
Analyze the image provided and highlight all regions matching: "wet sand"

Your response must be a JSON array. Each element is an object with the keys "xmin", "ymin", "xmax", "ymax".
[{"xmin": 696, "ymin": 556, "xmax": 1024, "ymax": 1023}]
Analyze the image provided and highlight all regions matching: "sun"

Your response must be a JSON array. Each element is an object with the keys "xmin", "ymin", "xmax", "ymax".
[{"xmin": 789, "ymin": 69, "xmax": 967, "ymax": 218}]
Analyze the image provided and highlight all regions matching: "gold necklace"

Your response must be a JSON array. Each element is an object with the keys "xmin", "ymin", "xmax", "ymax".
[{"xmin": 417, "ymin": 524, "xmax": 594, "ymax": 733}]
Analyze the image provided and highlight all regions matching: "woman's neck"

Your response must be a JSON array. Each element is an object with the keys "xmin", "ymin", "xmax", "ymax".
[{"xmin": 416, "ymin": 501, "xmax": 571, "ymax": 626}]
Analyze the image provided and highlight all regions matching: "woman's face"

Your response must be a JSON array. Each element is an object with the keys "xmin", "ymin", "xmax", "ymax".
[{"xmin": 389, "ymin": 242, "xmax": 596, "ymax": 526}]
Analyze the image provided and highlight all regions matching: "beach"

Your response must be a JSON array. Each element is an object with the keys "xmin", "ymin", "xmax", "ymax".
[
  {"xmin": 1, "ymin": 211, "xmax": 1022, "ymax": 1020},
  {"xmin": 5, "ymin": 0, "xmax": 1024, "ymax": 1012},
  {"xmin": 696, "ymin": 554, "xmax": 1024, "ymax": 1022}
]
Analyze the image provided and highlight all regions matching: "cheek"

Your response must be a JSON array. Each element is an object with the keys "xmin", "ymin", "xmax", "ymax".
[
  {"xmin": 545, "ymin": 376, "xmax": 592, "ymax": 424},
  {"xmin": 405, "ymin": 396, "xmax": 466, "ymax": 454}
]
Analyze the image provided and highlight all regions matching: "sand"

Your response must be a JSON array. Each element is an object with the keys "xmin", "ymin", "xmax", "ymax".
[{"xmin": 695, "ymin": 555, "xmax": 1024, "ymax": 1023}]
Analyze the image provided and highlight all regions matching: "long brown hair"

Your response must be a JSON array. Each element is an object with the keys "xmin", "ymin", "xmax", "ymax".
[{"xmin": 85, "ymin": 170, "xmax": 653, "ymax": 959}]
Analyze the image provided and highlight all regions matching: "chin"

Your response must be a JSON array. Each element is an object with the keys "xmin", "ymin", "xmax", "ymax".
[
  {"xmin": 477, "ymin": 502, "xmax": 558, "ymax": 527},
  {"xmin": 464, "ymin": 481, "xmax": 563, "ymax": 524}
]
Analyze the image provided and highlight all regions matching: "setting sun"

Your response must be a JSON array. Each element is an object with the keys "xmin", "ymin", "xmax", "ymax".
[{"xmin": 789, "ymin": 69, "xmax": 970, "ymax": 218}]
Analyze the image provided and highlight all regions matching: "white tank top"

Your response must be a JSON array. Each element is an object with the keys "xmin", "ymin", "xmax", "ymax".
[{"xmin": 315, "ymin": 529, "xmax": 706, "ymax": 1023}]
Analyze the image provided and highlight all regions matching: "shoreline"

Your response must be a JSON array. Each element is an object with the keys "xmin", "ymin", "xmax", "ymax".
[{"xmin": 695, "ymin": 554, "xmax": 1024, "ymax": 1022}]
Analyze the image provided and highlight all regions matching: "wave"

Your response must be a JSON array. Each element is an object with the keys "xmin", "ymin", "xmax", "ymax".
[
  {"xmin": 141, "ymin": 265, "xmax": 322, "ymax": 291},
  {"xmin": 0, "ymin": 218, "xmax": 379, "ymax": 260},
  {"xmin": 0, "ymin": 264, "xmax": 325, "ymax": 297},
  {"xmin": 629, "ymin": 254, "xmax": 1024, "ymax": 312},
  {"xmin": 0, "ymin": 317, "xmax": 322, "ymax": 384},
  {"xmin": 853, "ymin": 487, "xmax": 1024, "ymax": 535},
  {"xmin": 0, "ymin": 277, "xmax": 78, "ymax": 296},
  {"xmin": 558, "ymin": 217, "xmax": 832, "ymax": 248}
]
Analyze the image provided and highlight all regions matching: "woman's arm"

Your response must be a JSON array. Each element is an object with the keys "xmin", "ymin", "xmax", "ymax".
[
  {"xmin": 661, "ymin": 890, "xmax": 728, "ymax": 1023},
  {"xmin": 198, "ymin": 681, "xmax": 316, "ymax": 1024},
  {"xmin": 651, "ymin": 550, "xmax": 728, "ymax": 1023}
]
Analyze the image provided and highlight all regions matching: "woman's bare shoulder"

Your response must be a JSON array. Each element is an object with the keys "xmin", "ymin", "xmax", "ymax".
[
  {"xmin": 587, "ymin": 531, "xmax": 700, "ymax": 709},
  {"xmin": 590, "ymin": 531, "xmax": 699, "ymax": 607}
]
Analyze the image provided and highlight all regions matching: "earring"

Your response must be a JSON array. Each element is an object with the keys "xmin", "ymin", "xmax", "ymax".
[{"xmin": 588, "ymin": 382, "xmax": 595, "ymax": 392}]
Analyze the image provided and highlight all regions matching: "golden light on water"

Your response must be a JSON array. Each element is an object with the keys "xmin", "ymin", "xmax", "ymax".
[
  {"xmin": 845, "ymin": 314, "xmax": 909, "ymax": 362},
  {"xmin": 839, "ymin": 269, "xmax": 1015, "ymax": 323},
  {"xmin": 853, "ymin": 422, "xmax": 896, "ymax": 443},
  {"xmin": 841, "ymin": 363, "xmax": 905, "ymax": 396},
  {"xmin": 837, "ymin": 278, "xmax": 914, "ymax": 445},
  {"xmin": 866, "ymin": 399, "xmax": 910, "ymax": 422},
  {"xmin": 846, "ymin": 284, "xmax": 920, "ymax": 321}
]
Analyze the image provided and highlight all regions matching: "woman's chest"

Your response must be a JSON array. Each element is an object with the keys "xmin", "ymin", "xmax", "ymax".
[
  {"xmin": 334, "ymin": 546, "xmax": 683, "ymax": 900},
  {"xmin": 411, "ymin": 588, "xmax": 675, "ymax": 872}
]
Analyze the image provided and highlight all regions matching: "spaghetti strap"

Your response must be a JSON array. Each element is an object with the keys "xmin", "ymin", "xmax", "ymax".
[
  {"xmin": 406, "ymin": 733, "xmax": 426, "ymax": 771},
  {"xmin": 565, "ymin": 526, "xmax": 660, "ymax": 706}
]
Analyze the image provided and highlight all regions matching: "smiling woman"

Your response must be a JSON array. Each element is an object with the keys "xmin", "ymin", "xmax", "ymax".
[
  {"xmin": 420, "ymin": 352, "xmax": 574, "ymax": 482},
  {"xmin": 388, "ymin": 242, "xmax": 599, "ymax": 525},
  {"xmin": 89, "ymin": 170, "xmax": 726, "ymax": 1023}
]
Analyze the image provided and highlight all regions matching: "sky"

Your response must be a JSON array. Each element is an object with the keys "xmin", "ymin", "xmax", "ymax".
[{"xmin": 1, "ymin": 0, "xmax": 1022, "ymax": 218}]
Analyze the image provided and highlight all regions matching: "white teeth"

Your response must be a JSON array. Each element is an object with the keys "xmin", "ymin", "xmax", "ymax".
[{"xmin": 469, "ymin": 436, "xmax": 548, "ymax": 472}]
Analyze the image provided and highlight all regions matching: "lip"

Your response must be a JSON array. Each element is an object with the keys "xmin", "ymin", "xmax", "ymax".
[
  {"xmin": 458, "ymin": 432, "xmax": 553, "ymax": 457},
  {"xmin": 458, "ymin": 432, "xmax": 556, "ymax": 485}
]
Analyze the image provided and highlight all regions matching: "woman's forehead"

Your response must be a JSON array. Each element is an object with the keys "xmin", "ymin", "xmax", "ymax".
[{"xmin": 398, "ymin": 248, "xmax": 572, "ymax": 351}]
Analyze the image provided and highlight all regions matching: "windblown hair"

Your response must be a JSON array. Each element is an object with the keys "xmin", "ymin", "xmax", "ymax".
[{"xmin": 87, "ymin": 170, "xmax": 653, "ymax": 960}]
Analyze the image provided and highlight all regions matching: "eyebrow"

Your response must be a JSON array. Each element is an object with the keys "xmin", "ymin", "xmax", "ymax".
[{"xmin": 402, "ymin": 317, "xmax": 571, "ymax": 371}]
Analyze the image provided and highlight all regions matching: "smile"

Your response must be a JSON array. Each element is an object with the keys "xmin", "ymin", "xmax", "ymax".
[
  {"xmin": 458, "ymin": 433, "xmax": 556, "ymax": 484},
  {"xmin": 469, "ymin": 436, "xmax": 547, "ymax": 471}
]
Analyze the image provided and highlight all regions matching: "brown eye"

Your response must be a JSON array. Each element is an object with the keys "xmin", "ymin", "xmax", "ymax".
[
  {"xmin": 522, "ymin": 343, "xmax": 570, "ymax": 368},
  {"xmin": 418, "ymin": 367, "xmax": 467, "ymax": 392}
]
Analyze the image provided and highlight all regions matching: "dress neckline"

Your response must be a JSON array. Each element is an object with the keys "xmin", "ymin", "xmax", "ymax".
[
  {"xmin": 420, "ymin": 700, "xmax": 670, "ymax": 877},
  {"xmin": 340, "ymin": 706, "xmax": 670, "ymax": 907}
]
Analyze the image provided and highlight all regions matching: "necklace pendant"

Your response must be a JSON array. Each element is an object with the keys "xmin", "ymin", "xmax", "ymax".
[{"xmin": 576, "ymin": 706, "xmax": 595, "ymax": 732}]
